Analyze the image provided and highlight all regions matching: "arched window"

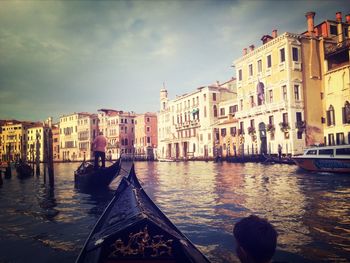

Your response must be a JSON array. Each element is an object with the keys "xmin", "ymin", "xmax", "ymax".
[
  {"xmin": 326, "ymin": 105, "xmax": 335, "ymax": 126},
  {"xmin": 343, "ymin": 101, "xmax": 350, "ymax": 124},
  {"xmin": 213, "ymin": 105, "xmax": 218, "ymax": 117}
]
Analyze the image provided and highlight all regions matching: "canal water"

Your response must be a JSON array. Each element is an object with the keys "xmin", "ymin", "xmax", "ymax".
[{"xmin": 0, "ymin": 162, "xmax": 349, "ymax": 262}]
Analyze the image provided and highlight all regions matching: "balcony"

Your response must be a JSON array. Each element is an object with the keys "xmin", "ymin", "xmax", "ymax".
[
  {"xmin": 247, "ymin": 126, "xmax": 256, "ymax": 135},
  {"xmin": 295, "ymin": 121, "xmax": 306, "ymax": 131},
  {"xmin": 175, "ymin": 120, "xmax": 200, "ymax": 130},
  {"xmin": 279, "ymin": 122, "xmax": 290, "ymax": 132},
  {"xmin": 235, "ymin": 101, "xmax": 288, "ymax": 118},
  {"xmin": 266, "ymin": 123, "xmax": 275, "ymax": 133}
]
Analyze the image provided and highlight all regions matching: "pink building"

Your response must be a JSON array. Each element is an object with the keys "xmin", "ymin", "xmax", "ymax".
[
  {"xmin": 135, "ymin": 113, "xmax": 157, "ymax": 159},
  {"xmin": 98, "ymin": 109, "xmax": 136, "ymax": 159}
]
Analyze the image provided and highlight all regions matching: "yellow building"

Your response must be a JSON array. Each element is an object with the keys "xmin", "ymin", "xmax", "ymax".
[
  {"xmin": 1, "ymin": 121, "xmax": 35, "ymax": 162},
  {"xmin": 305, "ymin": 11, "xmax": 350, "ymax": 145},
  {"xmin": 59, "ymin": 112, "xmax": 98, "ymax": 161}
]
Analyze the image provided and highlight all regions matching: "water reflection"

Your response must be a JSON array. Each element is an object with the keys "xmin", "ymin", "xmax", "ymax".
[
  {"xmin": 0, "ymin": 161, "xmax": 349, "ymax": 263},
  {"xmin": 134, "ymin": 162, "xmax": 350, "ymax": 263}
]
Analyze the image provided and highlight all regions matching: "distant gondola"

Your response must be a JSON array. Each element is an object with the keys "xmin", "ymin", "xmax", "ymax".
[
  {"xmin": 76, "ymin": 164, "xmax": 211, "ymax": 263},
  {"xmin": 74, "ymin": 159, "xmax": 121, "ymax": 190},
  {"xmin": 262, "ymin": 154, "xmax": 295, "ymax": 165},
  {"xmin": 16, "ymin": 162, "xmax": 33, "ymax": 178}
]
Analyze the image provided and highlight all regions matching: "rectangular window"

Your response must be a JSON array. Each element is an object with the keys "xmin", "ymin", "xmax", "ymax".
[
  {"xmin": 249, "ymin": 64, "xmax": 253, "ymax": 76},
  {"xmin": 296, "ymin": 112, "xmax": 302, "ymax": 123},
  {"xmin": 257, "ymin": 59, "xmax": 262, "ymax": 73},
  {"xmin": 292, "ymin": 47, "xmax": 299, "ymax": 61},
  {"xmin": 294, "ymin": 85, "xmax": 300, "ymax": 101},
  {"xmin": 240, "ymin": 99, "xmax": 243, "ymax": 111},
  {"xmin": 336, "ymin": 133, "xmax": 345, "ymax": 145},
  {"xmin": 221, "ymin": 128, "xmax": 226, "ymax": 137},
  {"xmin": 239, "ymin": 122, "xmax": 244, "ymax": 134},
  {"xmin": 269, "ymin": 90, "xmax": 273, "ymax": 103},
  {"xmin": 213, "ymin": 93, "xmax": 216, "ymax": 101},
  {"xmin": 250, "ymin": 96, "xmax": 255, "ymax": 108},
  {"xmin": 220, "ymin": 108, "xmax": 225, "ymax": 116},
  {"xmin": 336, "ymin": 147, "xmax": 350, "ymax": 155},
  {"xmin": 328, "ymin": 133, "xmax": 335, "ymax": 145},
  {"xmin": 319, "ymin": 149, "xmax": 334, "ymax": 155},
  {"xmin": 269, "ymin": 116, "xmax": 274, "ymax": 125},
  {"xmin": 267, "ymin": 55, "xmax": 272, "ymax": 68},
  {"xmin": 283, "ymin": 113, "xmax": 288, "ymax": 124},
  {"xmin": 238, "ymin": 69, "xmax": 242, "ymax": 81},
  {"xmin": 282, "ymin": 85, "xmax": 287, "ymax": 101},
  {"xmin": 280, "ymin": 48, "xmax": 285, "ymax": 62},
  {"xmin": 229, "ymin": 105, "xmax": 238, "ymax": 114},
  {"xmin": 230, "ymin": 127, "xmax": 236, "ymax": 135},
  {"xmin": 330, "ymin": 25, "xmax": 337, "ymax": 35},
  {"xmin": 250, "ymin": 119, "xmax": 255, "ymax": 128}
]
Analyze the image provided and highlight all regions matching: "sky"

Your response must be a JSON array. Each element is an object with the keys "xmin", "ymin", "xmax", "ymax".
[{"xmin": 0, "ymin": 0, "xmax": 347, "ymax": 122}]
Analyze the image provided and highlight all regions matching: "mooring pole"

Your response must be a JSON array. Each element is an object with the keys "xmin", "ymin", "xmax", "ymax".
[
  {"xmin": 35, "ymin": 131, "xmax": 40, "ymax": 176},
  {"xmin": 48, "ymin": 129, "xmax": 54, "ymax": 187},
  {"xmin": 43, "ymin": 129, "xmax": 48, "ymax": 180},
  {"xmin": 5, "ymin": 144, "xmax": 11, "ymax": 178}
]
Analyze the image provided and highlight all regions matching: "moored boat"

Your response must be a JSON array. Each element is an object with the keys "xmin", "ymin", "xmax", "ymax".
[
  {"xmin": 16, "ymin": 162, "xmax": 33, "ymax": 178},
  {"xmin": 292, "ymin": 145, "xmax": 350, "ymax": 173},
  {"xmin": 74, "ymin": 159, "xmax": 121, "ymax": 189},
  {"xmin": 76, "ymin": 164, "xmax": 210, "ymax": 263}
]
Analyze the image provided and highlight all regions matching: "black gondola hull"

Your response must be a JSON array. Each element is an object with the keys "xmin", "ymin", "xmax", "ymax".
[
  {"xmin": 74, "ymin": 160, "xmax": 121, "ymax": 190},
  {"xmin": 76, "ymin": 164, "xmax": 210, "ymax": 263}
]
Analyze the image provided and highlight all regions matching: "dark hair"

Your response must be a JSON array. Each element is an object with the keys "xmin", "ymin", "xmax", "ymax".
[{"xmin": 233, "ymin": 215, "xmax": 277, "ymax": 263}]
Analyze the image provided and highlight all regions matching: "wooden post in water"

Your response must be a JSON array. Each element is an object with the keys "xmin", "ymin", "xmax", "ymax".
[
  {"xmin": 48, "ymin": 129, "xmax": 54, "ymax": 187},
  {"xmin": 5, "ymin": 144, "xmax": 11, "ymax": 178},
  {"xmin": 43, "ymin": 129, "xmax": 48, "ymax": 180},
  {"xmin": 35, "ymin": 131, "xmax": 40, "ymax": 176},
  {"xmin": 30, "ymin": 144, "xmax": 35, "ymax": 176}
]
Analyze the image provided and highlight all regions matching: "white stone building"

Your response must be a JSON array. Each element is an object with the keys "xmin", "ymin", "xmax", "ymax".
[{"xmin": 158, "ymin": 81, "xmax": 235, "ymax": 159}]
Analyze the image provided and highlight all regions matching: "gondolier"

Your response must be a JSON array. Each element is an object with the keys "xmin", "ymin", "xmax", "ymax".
[{"xmin": 93, "ymin": 131, "xmax": 107, "ymax": 169}]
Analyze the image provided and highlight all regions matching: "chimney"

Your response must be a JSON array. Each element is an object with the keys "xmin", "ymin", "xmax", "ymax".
[
  {"xmin": 346, "ymin": 14, "xmax": 350, "ymax": 24},
  {"xmin": 243, "ymin": 48, "xmax": 247, "ymax": 55},
  {"xmin": 249, "ymin": 45, "xmax": 255, "ymax": 51},
  {"xmin": 272, "ymin": 29, "xmax": 278, "ymax": 38},
  {"xmin": 305, "ymin": 11, "xmax": 316, "ymax": 35},
  {"xmin": 336, "ymin": 12, "xmax": 344, "ymax": 44},
  {"xmin": 336, "ymin": 11, "xmax": 342, "ymax": 22}
]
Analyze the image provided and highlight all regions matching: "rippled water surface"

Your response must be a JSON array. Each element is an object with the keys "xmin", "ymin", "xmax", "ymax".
[{"xmin": 0, "ymin": 162, "xmax": 349, "ymax": 262}]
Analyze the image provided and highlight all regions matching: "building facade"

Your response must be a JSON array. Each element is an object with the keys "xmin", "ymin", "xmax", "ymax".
[
  {"xmin": 77, "ymin": 113, "xmax": 98, "ymax": 161},
  {"xmin": 26, "ymin": 125, "xmax": 50, "ymax": 162},
  {"xmin": 158, "ymin": 81, "xmax": 235, "ymax": 159},
  {"xmin": 135, "ymin": 112, "xmax": 158, "ymax": 159},
  {"xmin": 52, "ymin": 124, "xmax": 60, "ymax": 162},
  {"xmin": 233, "ymin": 26, "xmax": 326, "ymax": 156},
  {"xmin": 98, "ymin": 109, "xmax": 136, "ymax": 160},
  {"xmin": 0, "ymin": 121, "xmax": 28, "ymax": 162},
  {"xmin": 307, "ymin": 12, "xmax": 350, "ymax": 145}
]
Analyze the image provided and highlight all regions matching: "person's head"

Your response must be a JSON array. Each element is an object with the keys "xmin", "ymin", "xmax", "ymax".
[
  {"xmin": 233, "ymin": 215, "xmax": 277, "ymax": 263},
  {"xmin": 99, "ymin": 131, "xmax": 103, "ymax": 136}
]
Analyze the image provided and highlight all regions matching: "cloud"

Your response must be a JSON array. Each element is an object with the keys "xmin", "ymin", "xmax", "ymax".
[{"xmin": 0, "ymin": 0, "xmax": 346, "ymax": 121}]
